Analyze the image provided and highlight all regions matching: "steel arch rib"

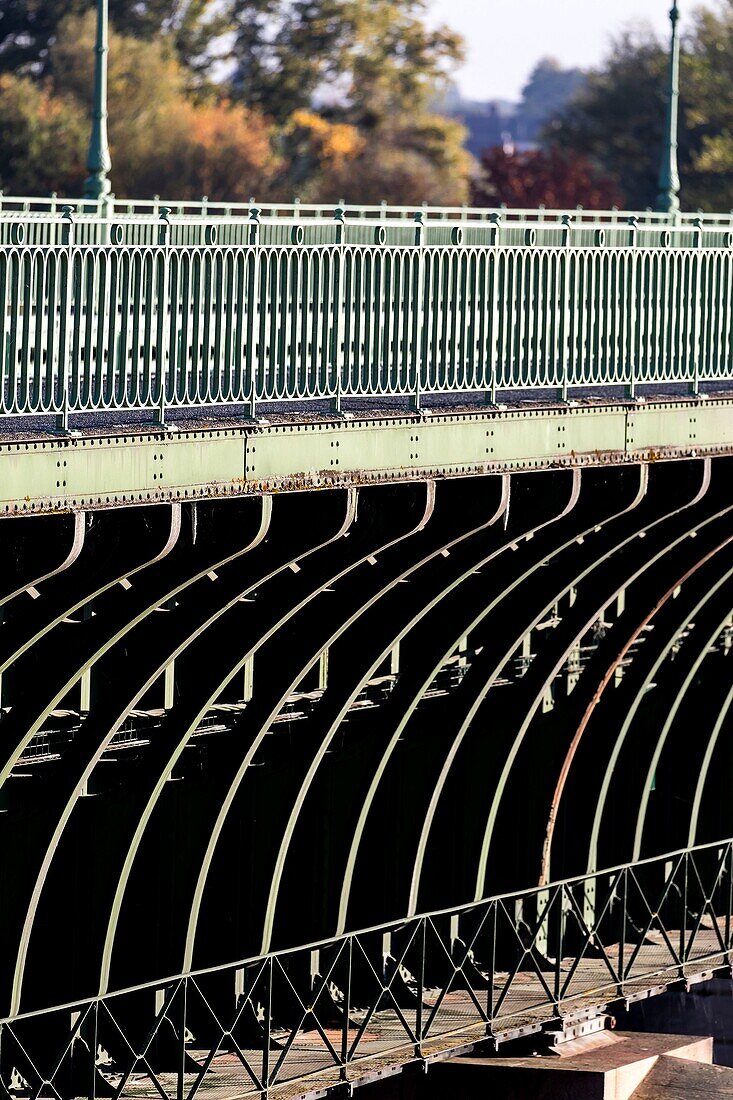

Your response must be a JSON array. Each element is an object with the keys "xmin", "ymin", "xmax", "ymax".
[
  {"xmin": 264, "ymin": 469, "xmax": 583, "ymax": 951},
  {"xmin": 688, "ymin": 677, "xmax": 733, "ymax": 847},
  {"xmin": 0, "ymin": 497, "xmax": 272, "ymax": 785},
  {"xmin": 632, "ymin": 599, "xmax": 733, "ymax": 861},
  {"xmin": 586, "ymin": 536, "xmax": 733, "ymax": 877},
  {"xmin": 0, "ymin": 510, "xmax": 86, "ymax": 607},
  {"xmin": 2, "ymin": 497, "xmax": 275, "ymax": 1015},
  {"xmin": 405, "ymin": 464, "xmax": 719, "ymax": 913},
  {"xmin": 541, "ymin": 534, "xmax": 732, "ymax": 884},
  {"xmin": 333, "ymin": 469, "xmax": 658, "ymax": 936},
  {"xmin": 93, "ymin": 484, "xmax": 431, "ymax": 998},
  {"xmin": 93, "ymin": 483, "xmax": 429, "ymax": 996},
  {"xmin": 181, "ymin": 475, "xmax": 511, "ymax": 972},
  {"xmin": 8, "ymin": 490, "xmax": 359, "ymax": 1014},
  {"xmin": 0, "ymin": 504, "xmax": 181, "ymax": 706},
  {"xmin": 470, "ymin": 467, "xmax": 731, "ymax": 902}
]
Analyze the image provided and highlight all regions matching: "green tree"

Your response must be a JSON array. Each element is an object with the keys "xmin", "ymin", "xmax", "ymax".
[
  {"xmin": 0, "ymin": 0, "xmax": 229, "ymax": 85},
  {"xmin": 230, "ymin": 0, "xmax": 469, "ymax": 203},
  {"xmin": 0, "ymin": 12, "xmax": 281, "ymax": 199},
  {"xmin": 230, "ymin": 0, "xmax": 463, "ymax": 127},
  {"xmin": 547, "ymin": 1, "xmax": 733, "ymax": 211}
]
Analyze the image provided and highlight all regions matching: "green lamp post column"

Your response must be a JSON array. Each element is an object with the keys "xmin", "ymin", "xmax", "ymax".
[
  {"xmin": 656, "ymin": 0, "xmax": 681, "ymax": 216},
  {"xmin": 83, "ymin": 0, "xmax": 112, "ymax": 202}
]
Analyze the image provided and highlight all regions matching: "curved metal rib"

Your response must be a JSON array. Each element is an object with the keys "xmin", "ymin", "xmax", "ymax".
[
  {"xmin": 7, "ymin": 495, "xmax": 274, "ymax": 1016},
  {"xmin": 262, "ymin": 469, "xmax": 582, "ymax": 950},
  {"xmin": 632, "ymin": 599, "xmax": 733, "ymax": 861},
  {"xmin": 1, "ymin": 510, "xmax": 86, "ymax": 607},
  {"xmin": 406, "ymin": 463, "xmax": 650, "ymax": 914},
  {"xmin": 182, "ymin": 477, "xmax": 510, "ymax": 971},
  {"xmin": 94, "ymin": 487, "xmax": 370, "ymax": 998},
  {"xmin": 587, "ymin": 531, "xmax": 733, "ymax": 877}
]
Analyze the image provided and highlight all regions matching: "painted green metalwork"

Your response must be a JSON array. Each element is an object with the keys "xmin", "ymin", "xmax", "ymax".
[
  {"xmin": 587, "ymin": 545, "xmax": 733, "ymax": 877},
  {"xmin": 0, "ymin": 839, "xmax": 731, "ymax": 1100},
  {"xmin": 2, "ymin": 209, "xmax": 732, "ymax": 249},
  {"xmin": 1, "ymin": 400, "xmax": 733, "ymax": 515},
  {"xmin": 2, "ymin": 195, "xmax": 732, "ymax": 227},
  {"xmin": 657, "ymin": 1, "xmax": 682, "ymax": 216},
  {"xmin": 0, "ymin": 244, "xmax": 732, "ymax": 419},
  {"xmin": 83, "ymin": 0, "xmax": 112, "ymax": 202}
]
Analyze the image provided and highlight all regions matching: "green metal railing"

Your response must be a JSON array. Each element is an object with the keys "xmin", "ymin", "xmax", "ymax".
[
  {"xmin": 2, "ymin": 840, "xmax": 732, "ymax": 1099},
  {"xmin": 4, "ymin": 206, "xmax": 730, "ymax": 248},
  {"xmin": 2, "ymin": 192, "xmax": 733, "ymax": 222},
  {"xmin": 2, "ymin": 242, "xmax": 732, "ymax": 421},
  {"xmin": 2, "ymin": 203, "xmax": 733, "ymax": 250}
]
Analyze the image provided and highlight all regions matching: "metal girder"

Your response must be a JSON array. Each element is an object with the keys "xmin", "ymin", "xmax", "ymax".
[
  {"xmin": 587, "ymin": 551, "xmax": 733, "ymax": 876},
  {"xmin": 2, "ymin": 399, "xmax": 733, "ymax": 514}
]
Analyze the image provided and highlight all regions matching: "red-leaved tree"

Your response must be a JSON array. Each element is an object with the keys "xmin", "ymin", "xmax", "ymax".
[{"xmin": 471, "ymin": 145, "xmax": 623, "ymax": 209}]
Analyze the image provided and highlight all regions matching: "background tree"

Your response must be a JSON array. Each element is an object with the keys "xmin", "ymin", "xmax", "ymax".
[
  {"xmin": 0, "ymin": 12, "xmax": 281, "ymax": 199},
  {"xmin": 0, "ymin": 0, "xmax": 228, "ymax": 86},
  {"xmin": 471, "ymin": 146, "xmax": 622, "ymax": 210},
  {"xmin": 514, "ymin": 58, "xmax": 585, "ymax": 143},
  {"xmin": 229, "ymin": 0, "xmax": 472, "ymax": 202},
  {"xmin": 546, "ymin": 1, "xmax": 733, "ymax": 211}
]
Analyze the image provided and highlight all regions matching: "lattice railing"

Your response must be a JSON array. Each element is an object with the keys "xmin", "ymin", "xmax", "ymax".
[{"xmin": 2, "ymin": 841, "xmax": 731, "ymax": 1100}]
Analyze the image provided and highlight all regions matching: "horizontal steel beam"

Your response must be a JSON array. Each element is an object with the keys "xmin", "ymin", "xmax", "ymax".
[{"xmin": 3, "ymin": 398, "xmax": 733, "ymax": 514}]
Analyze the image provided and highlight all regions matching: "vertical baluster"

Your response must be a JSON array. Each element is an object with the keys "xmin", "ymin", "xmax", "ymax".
[
  {"xmin": 331, "ymin": 206, "xmax": 346, "ymax": 412},
  {"xmin": 409, "ymin": 212, "xmax": 425, "ymax": 411},
  {"xmin": 55, "ymin": 206, "xmax": 75, "ymax": 430},
  {"xmin": 155, "ymin": 208, "xmax": 171, "ymax": 425}
]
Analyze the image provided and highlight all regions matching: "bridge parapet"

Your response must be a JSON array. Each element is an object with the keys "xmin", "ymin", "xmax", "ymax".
[
  {"xmin": 0, "ymin": 240, "xmax": 732, "ymax": 423},
  {"xmin": 1, "ymin": 839, "xmax": 730, "ymax": 1100},
  {"xmin": 1, "ymin": 202, "xmax": 732, "ymax": 249}
]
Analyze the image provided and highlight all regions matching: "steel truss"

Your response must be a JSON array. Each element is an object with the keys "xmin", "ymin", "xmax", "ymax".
[
  {"xmin": 0, "ymin": 464, "xmax": 732, "ymax": 1099},
  {"xmin": 1, "ymin": 840, "xmax": 732, "ymax": 1100}
]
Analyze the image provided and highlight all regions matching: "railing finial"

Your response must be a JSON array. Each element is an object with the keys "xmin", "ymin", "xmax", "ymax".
[
  {"xmin": 83, "ymin": 0, "xmax": 112, "ymax": 204},
  {"xmin": 656, "ymin": 0, "xmax": 681, "ymax": 216}
]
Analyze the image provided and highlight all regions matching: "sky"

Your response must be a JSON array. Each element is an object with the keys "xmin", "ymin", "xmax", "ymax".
[{"xmin": 428, "ymin": 0, "xmax": 676, "ymax": 102}]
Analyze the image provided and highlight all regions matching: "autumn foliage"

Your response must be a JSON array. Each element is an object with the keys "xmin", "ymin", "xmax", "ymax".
[{"xmin": 472, "ymin": 146, "xmax": 623, "ymax": 210}]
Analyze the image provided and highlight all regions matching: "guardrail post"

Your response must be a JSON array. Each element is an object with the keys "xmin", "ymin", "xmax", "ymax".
[
  {"xmin": 331, "ymin": 206, "xmax": 346, "ymax": 414},
  {"xmin": 689, "ymin": 218, "xmax": 703, "ymax": 398},
  {"xmin": 485, "ymin": 901, "xmax": 497, "ymax": 1035},
  {"xmin": 618, "ymin": 868, "xmax": 628, "ymax": 997},
  {"xmin": 55, "ymin": 205, "xmax": 76, "ymax": 433},
  {"xmin": 409, "ymin": 212, "xmax": 425, "ymax": 413},
  {"xmin": 246, "ymin": 207, "xmax": 261, "ymax": 419},
  {"xmin": 154, "ymin": 208, "xmax": 171, "ymax": 426},
  {"xmin": 561, "ymin": 214, "xmax": 572, "ymax": 247},
  {"xmin": 553, "ymin": 885, "xmax": 564, "ymax": 1011},
  {"xmin": 261, "ymin": 957, "xmax": 272, "ymax": 1100},
  {"xmin": 177, "ymin": 978, "xmax": 188, "ymax": 1100},
  {"xmin": 340, "ymin": 937, "xmax": 353, "ymax": 1080}
]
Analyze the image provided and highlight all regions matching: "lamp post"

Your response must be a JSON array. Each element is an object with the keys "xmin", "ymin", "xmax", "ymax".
[
  {"xmin": 83, "ymin": 0, "xmax": 112, "ymax": 202},
  {"xmin": 656, "ymin": 0, "xmax": 681, "ymax": 216}
]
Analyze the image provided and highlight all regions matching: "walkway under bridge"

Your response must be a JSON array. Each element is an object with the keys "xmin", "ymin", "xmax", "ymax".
[{"xmin": 0, "ymin": 199, "xmax": 733, "ymax": 1099}]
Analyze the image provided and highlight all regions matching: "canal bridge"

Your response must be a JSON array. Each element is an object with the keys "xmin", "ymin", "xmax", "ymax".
[
  {"xmin": 3, "ymin": 2, "xmax": 733, "ymax": 1091},
  {"xmin": 1, "ymin": 191, "xmax": 733, "ymax": 1099}
]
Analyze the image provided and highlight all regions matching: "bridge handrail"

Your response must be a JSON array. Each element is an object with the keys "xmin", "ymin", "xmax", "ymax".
[
  {"xmin": 2, "ymin": 838, "xmax": 732, "ymax": 1100},
  {"xmin": 1, "ymin": 192, "xmax": 732, "ymax": 226},
  {"xmin": 1, "ymin": 241, "xmax": 731, "ymax": 422},
  {"xmin": 3, "ymin": 208, "xmax": 731, "ymax": 251}
]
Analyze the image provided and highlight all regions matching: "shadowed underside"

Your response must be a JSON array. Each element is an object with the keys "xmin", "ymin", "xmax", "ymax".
[{"xmin": 1, "ymin": 455, "xmax": 733, "ymax": 1097}]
